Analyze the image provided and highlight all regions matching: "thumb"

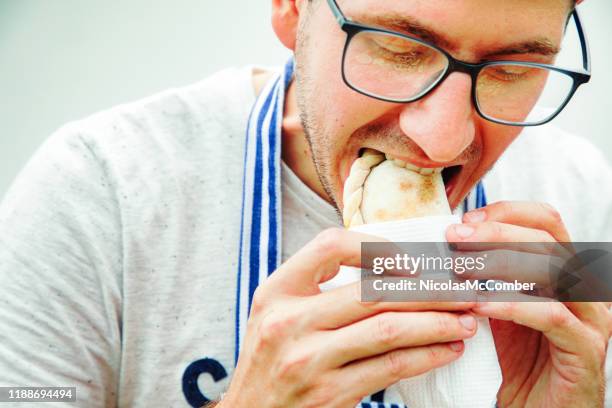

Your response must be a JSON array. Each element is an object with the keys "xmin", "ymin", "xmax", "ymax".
[{"xmin": 265, "ymin": 228, "xmax": 388, "ymax": 297}]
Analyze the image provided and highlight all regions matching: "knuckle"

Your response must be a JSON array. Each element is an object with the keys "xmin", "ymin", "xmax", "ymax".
[
  {"xmin": 495, "ymin": 201, "xmax": 514, "ymax": 219},
  {"xmin": 580, "ymin": 329, "xmax": 608, "ymax": 366},
  {"xmin": 540, "ymin": 202, "xmax": 563, "ymax": 224},
  {"xmin": 591, "ymin": 335, "xmax": 607, "ymax": 363},
  {"xmin": 434, "ymin": 314, "xmax": 455, "ymax": 338},
  {"xmin": 501, "ymin": 301, "xmax": 517, "ymax": 317},
  {"xmin": 375, "ymin": 314, "xmax": 401, "ymax": 347},
  {"xmin": 490, "ymin": 222, "xmax": 504, "ymax": 240},
  {"xmin": 548, "ymin": 303, "xmax": 570, "ymax": 328},
  {"xmin": 277, "ymin": 350, "xmax": 312, "ymax": 381},
  {"xmin": 257, "ymin": 312, "xmax": 292, "ymax": 348},
  {"xmin": 314, "ymin": 228, "xmax": 344, "ymax": 255},
  {"xmin": 252, "ymin": 333, "xmax": 270, "ymax": 355},
  {"xmin": 385, "ymin": 349, "xmax": 407, "ymax": 379},
  {"xmin": 353, "ymin": 284, "xmax": 374, "ymax": 308},
  {"xmin": 427, "ymin": 345, "xmax": 443, "ymax": 364},
  {"xmin": 250, "ymin": 287, "xmax": 269, "ymax": 315},
  {"xmin": 354, "ymin": 363, "xmax": 372, "ymax": 387},
  {"xmin": 305, "ymin": 380, "xmax": 337, "ymax": 408}
]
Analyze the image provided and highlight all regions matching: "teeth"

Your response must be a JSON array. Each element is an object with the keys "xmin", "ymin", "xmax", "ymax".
[
  {"xmin": 417, "ymin": 167, "xmax": 444, "ymax": 175},
  {"xmin": 404, "ymin": 162, "xmax": 421, "ymax": 172},
  {"xmin": 394, "ymin": 159, "xmax": 407, "ymax": 168},
  {"xmin": 376, "ymin": 151, "xmax": 445, "ymax": 175},
  {"xmin": 389, "ymin": 157, "xmax": 445, "ymax": 175}
]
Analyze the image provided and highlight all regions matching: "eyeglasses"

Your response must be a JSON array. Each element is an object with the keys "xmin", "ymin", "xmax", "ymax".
[{"xmin": 326, "ymin": 0, "xmax": 591, "ymax": 126}]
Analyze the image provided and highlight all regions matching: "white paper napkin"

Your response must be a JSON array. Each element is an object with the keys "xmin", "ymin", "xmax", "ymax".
[{"xmin": 319, "ymin": 216, "xmax": 502, "ymax": 408}]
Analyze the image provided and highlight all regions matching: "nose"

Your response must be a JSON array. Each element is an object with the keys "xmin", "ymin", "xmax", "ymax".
[{"xmin": 398, "ymin": 72, "xmax": 476, "ymax": 163}]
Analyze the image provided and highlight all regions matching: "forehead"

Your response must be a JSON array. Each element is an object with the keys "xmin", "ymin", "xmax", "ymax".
[{"xmin": 334, "ymin": 0, "xmax": 569, "ymax": 59}]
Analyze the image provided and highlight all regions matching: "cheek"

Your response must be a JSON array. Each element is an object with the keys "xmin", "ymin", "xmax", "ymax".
[
  {"xmin": 300, "ymin": 18, "xmax": 396, "ymax": 149},
  {"xmin": 479, "ymin": 121, "xmax": 522, "ymax": 168},
  {"xmin": 312, "ymin": 70, "xmax": 396, "ymax": 151}
]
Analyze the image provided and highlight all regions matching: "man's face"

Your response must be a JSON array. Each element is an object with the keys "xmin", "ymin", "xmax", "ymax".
[{"xmin": 293, "ymin": 0, "xmax": 570, "ymax": 211}]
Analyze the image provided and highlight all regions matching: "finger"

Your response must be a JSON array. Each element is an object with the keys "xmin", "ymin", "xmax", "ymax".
[
  {"xmin": 462, "ymin": 201, "xmax": 571, "ymax": 242},
  {"xmin": 448, "ymin": 240, "xmax": 570, "ymax": 259},
  {"xmin": 320, "ymin": 311, "xmax": 477, "ymax": 367},
  {"xmin": 452, "ymin": 248, "xmax": 559, "ymax": 287},
  {"xmin": 336, "ymin": 341, "xmax": 464, "ymax": 401},
  {"xmin": 564, "ymin": 302, "xmax": 612, "ymax": 338},
  {"xmin": 264, "ymin": 228, "xmax": 387, "ymax": 297},
  {"xmin": 473, "ymin": 297, "xmax": 592, "ymax": 354},
  {"xmin": 307, "ymin": 280, "xmax": 476, "ymax": 329},
  {"xmin": 447, "ymin": 221, "xmax": 557, "ymax": 245}
]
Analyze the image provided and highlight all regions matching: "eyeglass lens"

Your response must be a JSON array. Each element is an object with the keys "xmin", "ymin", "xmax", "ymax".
[{"xmin": 343, "ymin": 30, "xmax": 575, "ymax": 125}]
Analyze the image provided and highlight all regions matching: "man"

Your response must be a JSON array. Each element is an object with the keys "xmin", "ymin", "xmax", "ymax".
[{"xmin": 1, "ymin": 0, "xmax": 611, "ymax": 407}]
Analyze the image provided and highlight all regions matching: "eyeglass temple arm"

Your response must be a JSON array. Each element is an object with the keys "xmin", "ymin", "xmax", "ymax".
[
  {"xmin": 572, "ymin": 9, "xmax": 591, "ymax": 74},
  {"xmin": 326, "ymin": 0, "xmax": 347, "ymax": 25}
]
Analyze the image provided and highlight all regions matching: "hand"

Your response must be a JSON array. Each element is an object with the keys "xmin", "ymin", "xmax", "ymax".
[
  {"xmin": 223, "ymin": 228, "xmax": 478, "ymax": 408},
  {"xmin": 447, "ymin": 201, "xmax": 612, "ymax": 408}
]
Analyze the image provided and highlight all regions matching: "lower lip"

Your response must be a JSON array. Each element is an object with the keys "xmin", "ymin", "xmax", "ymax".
[
  {"xmin": 444, "ymin": 170, "xmax": 462, "ymax": 204},
  {"xmin": 445, "ymin": 179, "xmax": 455, "ymax": 199}
]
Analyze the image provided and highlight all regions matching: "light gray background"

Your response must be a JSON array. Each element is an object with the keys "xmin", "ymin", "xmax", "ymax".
[{"xmin": 1, "ymin": 1, "xmax": 610, "ymax": 198}]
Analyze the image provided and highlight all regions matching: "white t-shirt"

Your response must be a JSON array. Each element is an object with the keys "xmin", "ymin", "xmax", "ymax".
[
  {"xmin": 1, "ymin": 65, "xmax": 611, "ymax": 408},
  {"xmin": 281, "ymin": 160, "xmax": 340, "ymax": 262}
]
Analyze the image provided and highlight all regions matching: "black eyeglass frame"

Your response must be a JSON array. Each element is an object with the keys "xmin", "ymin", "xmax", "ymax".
[{"xmin": 326, "ymin": 0, "xmax": 592, "ymax": 126}]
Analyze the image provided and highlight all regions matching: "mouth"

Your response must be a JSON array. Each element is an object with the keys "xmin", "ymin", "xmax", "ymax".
[
  {"xmin": 441, "ymin": 164, "xmax": 463, "ymax": 200},
  {"xmin": 349, "ymin": 148, "xmax": 466, "ymax": 208}
]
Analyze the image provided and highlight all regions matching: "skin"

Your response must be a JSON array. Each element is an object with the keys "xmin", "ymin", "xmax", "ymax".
[
  {"xmin": 449, "ymin": 203, "xmax": 612, "ymax": 407},
  {"xmin": 222, "ymin": 1, "xmax": 611, "ymax": 407},
  {"xmin": 282, "ymin": 0, "xmax": 567, "ymax": 210}
]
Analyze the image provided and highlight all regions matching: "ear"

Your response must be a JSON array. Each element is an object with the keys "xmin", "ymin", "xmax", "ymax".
[{"xmin": 271, "ymin": 0, "xmax": 306, "ymax": 50}]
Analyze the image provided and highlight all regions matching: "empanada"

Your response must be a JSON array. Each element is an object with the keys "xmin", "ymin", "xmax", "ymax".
[{"xmin": 343, "ymin": 149, "xmax": 450, "ymax": 227}]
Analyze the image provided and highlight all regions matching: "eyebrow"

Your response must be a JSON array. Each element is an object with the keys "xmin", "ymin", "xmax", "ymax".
[
  {"xmin": 355, "ymin": 13, "xmax": 560, "ymax": 59},
  {"xmin": 483, "ymin": 39, "xmax": 560, "ymax": 58},
  {"xmin": 364, "ymin": 14, "xmax": 454, "ymax": 50}
]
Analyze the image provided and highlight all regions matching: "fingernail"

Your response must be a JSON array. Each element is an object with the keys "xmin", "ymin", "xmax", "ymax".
[
  {"xmin": 465, "ymin": 210, "xmax": 486, "ymax": 223},
  {"xmin": 449, "ymin": 341, "xmax": 464, "ymax": 352},
  {"xmin": 459, "ymin": 314, "xmax": 476, "ymax": 330},
  {"xmin": 454, "ymin": 224, "xmax": 475, "ymax": 239}
]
